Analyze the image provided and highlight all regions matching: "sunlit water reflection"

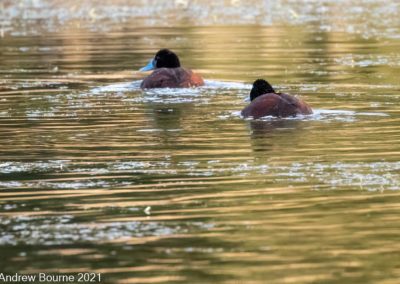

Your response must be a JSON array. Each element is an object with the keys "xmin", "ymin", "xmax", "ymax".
[{"xmin": 1, "ymin": 6, "xmax": 400, "ymax": 284}]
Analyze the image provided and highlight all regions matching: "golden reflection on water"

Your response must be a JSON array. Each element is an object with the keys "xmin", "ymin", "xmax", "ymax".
[{"xmin": 0, "ymin": 21, "xmax": 400, "ymax": 284}]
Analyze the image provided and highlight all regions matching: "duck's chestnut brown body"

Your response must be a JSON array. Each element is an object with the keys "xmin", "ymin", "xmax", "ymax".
[
  {"xmin": 241, "ymin": 79, "xmax": 312, "ymax": 119},
  {"xmin": 241, "ymin": 92, "xmax": 312, "ymax": 119},
  {"xmin": 139, "ymin": 49, "xmax": 204, "ymax": 89},
  {"xmin": 140, "ymin": 67, "xmax": 204, "ymax": 89}
]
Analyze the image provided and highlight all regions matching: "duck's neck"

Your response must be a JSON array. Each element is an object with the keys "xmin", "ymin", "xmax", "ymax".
[{"xmin": 250, "ymin": 87, "xmax": 276, "ymax": 101}]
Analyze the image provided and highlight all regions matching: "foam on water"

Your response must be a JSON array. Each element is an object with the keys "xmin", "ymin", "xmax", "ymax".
[
  {"xmin": 221, "ymin": 109, "xmax": 389, "ymax": 122},
  {"xmin": 311, "ymin": 109, "xmax": 389, "ymax": 120},
  {"xmin": 90, "ymin": 79, "xmax": 249, "ymax": 95},
  {"xmin": 90, "ymin": 81, "xmax": 141, "ymax": 94},
  {"xmin": 203, "ymin": 80, "xmax": 249, "ymax": 90},
  {"xmin": 87, "ymin": 79, "xmax": 249, "ymax": 104},
  {"xmin": 0, "ymin": 215, "xmax": 213, "ymax": 245}
]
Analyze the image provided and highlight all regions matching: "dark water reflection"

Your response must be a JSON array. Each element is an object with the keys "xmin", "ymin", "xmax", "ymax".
[{"xmin": 1, "ymin": 24, "xmax": 400, "ymax": 283}]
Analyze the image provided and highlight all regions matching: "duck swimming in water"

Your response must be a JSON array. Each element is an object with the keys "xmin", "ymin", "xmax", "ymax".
[
  {"xmin": 241, "ymin": 79, "xmax": 312, "ymax": 119},
  {"xmin": 139, "ymin": 49, "xmax": 204, "ymax": 89}
]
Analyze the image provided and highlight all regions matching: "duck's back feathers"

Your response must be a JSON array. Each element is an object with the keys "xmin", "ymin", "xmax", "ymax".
[
  {"xmin": 241, "ymin": 93, "xmax": 312, "ymax": 119},
  {"xmin": 140, "ymin": 67, "xmax": 204, "ymax": 89},
  {"xmin": 242, "ymin": 93, "xmax": 281, "ymax": 118},
  {"xmin": 278, "ymin": 93, "xmax": 313, "ymax": 116}
]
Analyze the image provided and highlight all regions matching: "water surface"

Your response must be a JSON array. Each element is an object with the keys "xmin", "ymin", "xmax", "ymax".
[{"xmin": 1, "ymin": 7, "xmax": 400, "ymax": 284}]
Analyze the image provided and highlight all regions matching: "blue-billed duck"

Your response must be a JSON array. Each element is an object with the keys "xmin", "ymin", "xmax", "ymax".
[
  {"xmin": 139, "ymin": 49, "xmax": 204, "ymax": 88},
  {"xmin": 241, "ymin": 79, "xmax": 313, "ymax": 118}
]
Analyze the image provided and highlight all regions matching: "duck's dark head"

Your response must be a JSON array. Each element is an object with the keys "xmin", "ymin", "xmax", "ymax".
[
  {"xmin": 139, "ymin": 49, "xmax": 181, "ymax": 71},
  {"xmin": 250, "ymin": 79, "xmax": 275, "ymax": 101}
]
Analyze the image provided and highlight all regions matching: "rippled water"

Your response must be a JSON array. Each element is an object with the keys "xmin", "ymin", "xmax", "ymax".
[{"xmin": 1, "ymin": 2, "xmax": 400, "ymax": 283}]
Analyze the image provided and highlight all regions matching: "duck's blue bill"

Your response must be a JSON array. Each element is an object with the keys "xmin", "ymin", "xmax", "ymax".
[{"xmin": 139, "ymin": 59, "xmax": 155, "ymax": 71}]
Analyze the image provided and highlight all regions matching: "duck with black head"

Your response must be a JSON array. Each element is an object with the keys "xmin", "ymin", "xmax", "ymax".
[
  {"xmin": 139, "ymin": 49, "xmax": 204, "ymax": 89},
  {"xmin": 241, "ymin": 79, "xmax": 313, "ymax": 119}
]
